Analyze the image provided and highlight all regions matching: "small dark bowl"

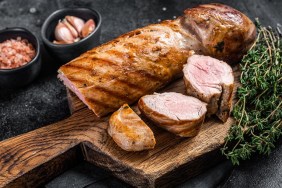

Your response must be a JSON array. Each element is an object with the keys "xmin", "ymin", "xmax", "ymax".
[
  {"xmin": 0, "ymin": 28, "xmax": 41, "ymax": 88},
  {"xmin": 41, "ymin": 8, "xmax": 102, "ymax": 63}
]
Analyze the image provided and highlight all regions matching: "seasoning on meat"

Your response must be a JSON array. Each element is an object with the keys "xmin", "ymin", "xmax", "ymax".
[{"xmin": 0, "ymin": 37, "xmax": 36, "ymax": 69}]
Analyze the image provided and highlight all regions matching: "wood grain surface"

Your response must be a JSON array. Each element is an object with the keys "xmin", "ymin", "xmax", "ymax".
[{"xmin": 0, "ymin": 67, "xmax": 240, "ymax": 188}]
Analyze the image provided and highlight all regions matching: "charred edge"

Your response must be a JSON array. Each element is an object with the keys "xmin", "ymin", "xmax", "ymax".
[
  {"xmin": 217, "ymin": 86, "xmax": 224, "ymax": 118},
  {"xmin": 216, "ymin": 85, "xmax": 227, "ymax": 122},
  {"xmin": 219, "ymin": 85, "xmax": 234, "ymax": 122},
  {"xmin": 214, "ymin": 41, "xmax": 225, "ymax": 52},
  {"xmin": 228, "ymin": 84, "xmax": 234, "ymax": 103}
]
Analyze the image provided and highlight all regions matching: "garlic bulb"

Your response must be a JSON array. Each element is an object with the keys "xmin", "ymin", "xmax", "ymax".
[{"xmin": 53, "ymin": 16, "xmax": 96, "ymax": 44}]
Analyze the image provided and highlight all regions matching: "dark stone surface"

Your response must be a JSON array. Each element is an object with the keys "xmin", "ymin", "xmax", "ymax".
[
  {"xmin": 222, "ymin": 139, "xmax": 282, "ymax": 188},
  {"xmin": 0, "ymin": 0, "xmax": 281, "ymax": 187}
]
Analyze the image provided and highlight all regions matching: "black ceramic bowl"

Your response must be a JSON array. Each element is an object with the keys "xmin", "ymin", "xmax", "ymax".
[
  {"xmin": 41, "ymin": 8, "xmax": 102, "ymax": 63},
  {"xmin": 0, "ymin": 27, "xmax": 41, "ymax": 88}
]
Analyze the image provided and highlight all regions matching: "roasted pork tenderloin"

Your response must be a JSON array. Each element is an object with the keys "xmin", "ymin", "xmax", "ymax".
[
  {"xmin": 138, "ymin": 92, "xmax": 207, "ymax": 137},
  {"xmin": 108, "ymin": 104, "xmax": 156, "ymax": 151},
  {"xmin": 183, "ymin": 55, "xmax": 234, "ymax": 122},
  {"xmin": 58, "ymin": 4, "xmax": 256, "ymax": 117}
]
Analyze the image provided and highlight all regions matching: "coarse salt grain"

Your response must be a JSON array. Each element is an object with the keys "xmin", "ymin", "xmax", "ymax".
[{"xmin": 0, "ymin": 37, "xmax": 36, "ymax": 69}]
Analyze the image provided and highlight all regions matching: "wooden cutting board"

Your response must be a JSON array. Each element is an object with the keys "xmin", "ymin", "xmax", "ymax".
[{"xmin": 0, "ymin": 67, "xmax": 240, "ymax": 188}]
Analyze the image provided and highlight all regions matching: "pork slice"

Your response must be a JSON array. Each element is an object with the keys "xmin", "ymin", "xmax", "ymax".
[
  {"xmin": 138, "ymin": 92, "xmax": 207, "ymax": 137},
  {"xmin": 183, "ymin": 55, "xmax": 234, "ymax": 122},
  {"xmin": 108, "ymin": 104, "xmax": 156, "ymax": 151}
]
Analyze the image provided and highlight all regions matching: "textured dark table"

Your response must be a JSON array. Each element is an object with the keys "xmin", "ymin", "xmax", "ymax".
[{"xmin": 0, "ymin": 0, "xmax": 281, "ymax": 187}]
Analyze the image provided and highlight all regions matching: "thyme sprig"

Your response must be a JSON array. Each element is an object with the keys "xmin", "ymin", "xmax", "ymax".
[{"xmin": 221, "ymin": 20, "xmax": 282, "ymax": 165}]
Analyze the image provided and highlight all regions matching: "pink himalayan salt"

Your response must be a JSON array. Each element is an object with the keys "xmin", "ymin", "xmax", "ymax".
[{"xmin": 0, "ymin": 37, "xmax": 36, "ymax": 69}]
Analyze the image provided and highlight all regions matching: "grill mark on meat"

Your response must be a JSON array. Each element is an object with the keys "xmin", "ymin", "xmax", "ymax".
[
  {"xmin": 126, "ymin": 48, "xmax": 171, "ymax": 73},
  {"xmin": 98, "ymin": 26, "xmax": 183, "ymax": 80},
  {"xmin": 100, "ymin": 60, "xmax": 165, "ymax": 83},
  {"xmin": 66, "ymin": 75, "xmax": 92, "ymax": 88},
  {"xmin": 108, "ymin": 104, "xmax": 156, "ymax": 151},
  {"xmin": 94, "ymin": 86, "xmax": 132, "ymax": 102},
  {"xmin": 90, "ymin": 57, "xmax": 118, "ymax": 67},
  {"xmin": 91, "ymin": 49, "xmax": 167, "ymax": 83},
  {"xmin": 85, "ymin": 97, "xmax": 117, "ymax": 110},
  {"xmin": 105, "ymin": 49, "xmax": 132, "ymax": 62},
  {"xmin": 62, "ymin": 63, "xmax": 93, "ymax": 73},
  {"xmin": 133, "ymin": 69, "xmax": 163, "ymax": 82},
  {"xmin": 69, "ymin": 56, "xmax": 163, "ymax": 91},
  {"xmin": 120, "ymin": 46, "xmax": 184, "ymax": 82},
  {"xmin": 114, "ymin": 78, "xmax": 146, "ymax": 91}
]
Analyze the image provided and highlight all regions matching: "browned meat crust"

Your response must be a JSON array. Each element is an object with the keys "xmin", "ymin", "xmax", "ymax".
[{"xmin": 58, "ymin": 4, "xmax": 256, "ymax": 117}]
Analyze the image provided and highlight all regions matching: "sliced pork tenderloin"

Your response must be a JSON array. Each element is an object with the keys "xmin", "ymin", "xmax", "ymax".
[
  {"xmin": 138, "ymin": 92, "xmax": 207, "ymax": 137},
  {"xmin": 183, "ymin": 55, "xmax": 234, "ymax": 122},
  {"xmin": 58, "ymin": 4, "xmax": 256, "ymax": 118},
  {"xmin": 108, "ymin": 104, "xmax": 156, "ymax": 151}
]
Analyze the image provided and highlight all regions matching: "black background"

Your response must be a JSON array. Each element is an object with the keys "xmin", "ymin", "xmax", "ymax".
[{"xmin": 0, "ymin": 0, "xmax": 281, "ymax": 187}]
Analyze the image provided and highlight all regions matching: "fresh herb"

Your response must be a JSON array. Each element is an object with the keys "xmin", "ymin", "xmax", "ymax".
[{"xmin": 221, "ymin": 20, "xmax": 282, "ymax": 165}]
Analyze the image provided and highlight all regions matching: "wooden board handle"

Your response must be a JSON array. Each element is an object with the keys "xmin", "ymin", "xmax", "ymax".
[{"xmin": 0, "ymin": 109, "xmax": 108, "ymax": 188}]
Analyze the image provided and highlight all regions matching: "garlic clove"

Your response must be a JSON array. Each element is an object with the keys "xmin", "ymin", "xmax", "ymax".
[
  {"xmin": 54, "ymin": 22, "xmax": 74, "ymax": 43},
  {"xmin": 65, "ymin": 16, "xmax": 85, "ymax": 34},
  {"xmin": 62, "ymin": 19, "xmax": 78, "ymax": 38},
  {"xmin": 53, "ymin": 40, "xmax": 68, "ymax": 44},
  {"xmin": 74, "ymin": 38, "xmax": 81, "ymax": 42},
  {"xmin": 81, "ymin": 19, "xmax": 96, "ymax": 38}
]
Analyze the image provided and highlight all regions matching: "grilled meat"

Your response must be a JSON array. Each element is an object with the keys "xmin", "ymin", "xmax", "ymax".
[
  {"xmin": 58, "ymin": 3, "xmax": 256, "ymax": 117},
  {"xmin": 138, "ymin": 92, "xmax": 207, "ymax": 137},
  {"xmin": 108, "ymin": 104, "xmax": 156, "ymax": 151},
  {"xmin": 183, "ymin": 55, "xmax": 234, "ymax": 122}
]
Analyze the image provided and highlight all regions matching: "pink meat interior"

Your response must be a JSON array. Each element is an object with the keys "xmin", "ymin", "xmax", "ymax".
[
  {"xmin": 58, "ymin": 73, "xmax": 89, "ymax": 109},
  {"xmin": 183, "ymin": 55, "xmax": 233, "ymax": 96},
  {"xmin": 142, "ymin": 92, "xmax": 207, "ymax": 121}
]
